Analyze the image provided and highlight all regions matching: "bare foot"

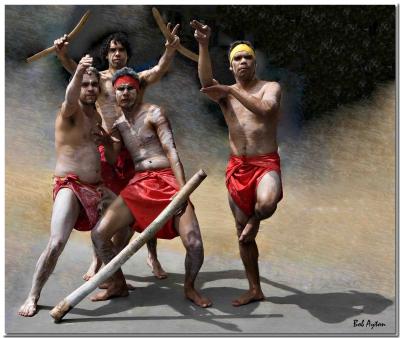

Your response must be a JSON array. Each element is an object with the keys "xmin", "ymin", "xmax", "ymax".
[
  {"xmin": 147, "ymin": 257, "xmax": 168, "ymax": 279},
  {"xmin": 83, "ymin": 258, "xmax": 102, "ymax": 281},
  {"xmin": 185, "ymin": 287, "xmax": 212, "ymax": 308},
  {"xmin": 232, "ymin": 289, "xmax": 265, "ymax": 307},
  {"xmin": 99, "ymin": 280, "xmax": 135, "ymax": 290},
  {"xmin": 91, "ymin": 281, "xmax": 129, "ymax": 301},
  {"xmin": 18, "ymin": 296, "xmax": 38, "ymax": 317}
]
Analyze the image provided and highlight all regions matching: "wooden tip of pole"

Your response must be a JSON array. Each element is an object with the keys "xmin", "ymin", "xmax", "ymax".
[
  {"xmin": 49, "ymin": 299, "xmax": 72, "ymax": 323},
  {"xmin": 197, "ymin": 169, "xmax": 207, "ymax": 179}
]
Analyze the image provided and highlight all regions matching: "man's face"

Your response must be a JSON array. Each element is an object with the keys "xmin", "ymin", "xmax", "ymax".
[
  {"xmin": 107, "ymin": 40, "xmax": 128, "ymax": 69},
  {"xmin": 80, "ymin": 73, "xmax": 100, "ymax": 105},
  {"xmin": 115, "ymin": 83, "xmax": 138, "ymax": 109},
  {"xmin": 230, "ymin": 51, "xmax": 256, "ymax": 80}
]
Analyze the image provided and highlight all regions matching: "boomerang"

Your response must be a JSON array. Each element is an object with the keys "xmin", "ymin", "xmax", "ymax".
[
  {"xmin": 152, "ymin": 7, "xmax": 199, "ymax": 63},
  {"xmin": 26, "ymin": 10, "xmax": 91, "ymax": 63}
]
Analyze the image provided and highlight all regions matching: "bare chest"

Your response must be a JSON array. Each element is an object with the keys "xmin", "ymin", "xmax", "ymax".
[
  {"xmin": 98, "ymin": 76, "xmax": 115, "ymax": 104},
  {"xmin": 118, "ymin": 112, "xmax": 157, "ymax": 148},
  {"xmin": 223, "ymin": 95, "xmax": 264, "ymax": 128},
  {"xmin": 57, "ymin": 112, "xmax": 99, "ymax": 145}
]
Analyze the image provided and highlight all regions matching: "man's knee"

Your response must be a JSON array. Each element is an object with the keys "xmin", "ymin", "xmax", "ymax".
[
  {"xmin": 47, "ymin": 238, "xmax": 66, "ymax": 258},
  {"xmin": 185, "ymin": 229, "xmax": 204, "ymax": 256},
  {"xmin": 235, "ymin": 223, "xmax": 245, "ymax": 238},
  {"xmin": 255, "ymin": 200, "xmax": 277, "ymax": 220},
  {"xmin": 91, "ymin": 224, "xmax": 107, "ymax": 249}
]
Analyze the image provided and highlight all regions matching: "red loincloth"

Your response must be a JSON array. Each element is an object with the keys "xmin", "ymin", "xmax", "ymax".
[
  {"xmin": 98, "ymin": 144, "xmax": 135, "ymax": 195},
  {"xmin": 225, "ymin": 152, "xmax": 283, "ymax": 217},
  {"xmin": 120, "ymin": 168, "xmax": 180, "ymax": 239},
  {"xmin": 53, "ymin": 174, "xmax": 103, "ymax": 231}
]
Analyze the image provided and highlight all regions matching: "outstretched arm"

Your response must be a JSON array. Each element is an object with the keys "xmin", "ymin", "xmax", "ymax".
[
  {"xmin": 190, "ymin": 20, "xmax": 214, "ymax": 88},
  {"xmin": 54, "ymin": 34, "xmax": 78, "ymax": 75},
  {"xmin": 230, "ymin": 82, "xmax": 281, "ymax": 117},
  {"xmin": 151, "ymin": 106, "xmax": 186, "ymax": 188},
  {"xmin": 61, "ymin": 54, "xmax": 92, "ymax": 118},
  {"xmin": 139, "ymin": 23, "xmax": 180, "ymax": 86},
  {"xmin": 201, "ymin": 82, "xmax": 281, "ymax": 117}
]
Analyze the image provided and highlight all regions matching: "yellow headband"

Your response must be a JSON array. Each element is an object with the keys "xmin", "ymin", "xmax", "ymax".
[{"xmin": 229, "ymin": 44, "xmax": 255, "ymax": 64}]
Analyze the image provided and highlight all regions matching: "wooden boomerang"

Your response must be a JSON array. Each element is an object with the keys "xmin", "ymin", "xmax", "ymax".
[
  {"xmin": 26, "ymin": 10, "xmax": 91, "ymax": 63},
  {"xmin": 152, "ymin": 7, "xmax": 199, "ymax": 63}
]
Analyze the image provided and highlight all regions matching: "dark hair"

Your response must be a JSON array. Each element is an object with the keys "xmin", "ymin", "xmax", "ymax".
[
  {"xmin": 228, "ymin": 40, "xmax": 255, "ymax": 59},
  {"xmin": 100, "ymin": 32, "xmax": 132, "ymax": 64},
  {"xmin": 68, "ymin": 66, "xmax": 100, "ymax": 84},
  {"xmin": 111, "ymin": 67, "xmax": 140, "ymax": 86},
  {"xmin": 85, "ymin": 66, "xmax": 100, "ymax": 81}
]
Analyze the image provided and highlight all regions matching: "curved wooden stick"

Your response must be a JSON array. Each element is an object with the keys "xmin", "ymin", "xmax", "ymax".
[
  {"xmin": 26, "ymin": 10, "xmax": 91, "ymax": 63},
  {"xmin": 49, "ymin": 169, "xmax": 207, "ymax": 322},
  {"xmin": 152, "ymin": 7, "xmax": 199, "ymax": 63}
]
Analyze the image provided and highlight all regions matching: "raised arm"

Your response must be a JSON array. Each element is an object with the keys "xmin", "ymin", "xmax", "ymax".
[
  {"xmin": 139, "ymin": 23, "xmax": 180, "ymax": 86},
  {"xmin": 61, "ymin": 54, "xmax": 92, "ymax": 118},
  {"xmin": 54, "ymin": 34, "xmax": 78, "ymax": 75},
  {"xmin": 190, "ymin": 20, "xmax": 214, "ymax": 88},
  {"xmin": 151, "ymin": 106, "xmax": 186, "ymax": 188}
]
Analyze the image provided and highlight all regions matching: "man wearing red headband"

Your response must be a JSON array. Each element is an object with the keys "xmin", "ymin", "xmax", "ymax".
[
  {"xmin": 54, "ymin": 27, "xmax": 181, "ymax": 281},
  {"xmin": 18, "ymin": 55, "xmax": 117, "ymax": 317},
  {"xmin": 89, "ymin": 67, "xmax": 212, "ymax": 308},
  {"xmin": 191, "ymin": 21, "xmax": 283, "ymax": 306}
]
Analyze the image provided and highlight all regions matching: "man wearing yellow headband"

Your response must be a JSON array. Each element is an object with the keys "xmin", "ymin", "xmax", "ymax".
[{"xmin": 191, "ymin": 20, "xmax": 283, "ymax": 307}]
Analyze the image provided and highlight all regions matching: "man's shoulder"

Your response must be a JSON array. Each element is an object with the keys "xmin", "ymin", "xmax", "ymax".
[
  {"xmin": 261, "ymin": 80, "xmax": 280, "ymax": 90},
  {"xmin": 143, "ymin": 102, "xmax": 161, "ymax": 112},
  {"xmin": 100, "ymin": 70, "xmax": 111, "ymax": 80},
  {"xmin": 58, "ymin": 101, "xmax": 79, "ymax": 118},
  {"xmin": 143, "ymin": 103, "xmax": 165, "ymax": 123}
]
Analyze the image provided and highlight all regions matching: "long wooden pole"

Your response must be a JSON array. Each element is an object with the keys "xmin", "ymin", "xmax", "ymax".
[
  {"xmin": 26, "ymin": 10, "xmax": 91, "ymax": 63},
  {"xmin": 49, "ymin": 169, "xmax": 207, "ymax": 322}
]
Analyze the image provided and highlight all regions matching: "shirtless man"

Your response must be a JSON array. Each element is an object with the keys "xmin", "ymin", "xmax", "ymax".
[
  {"xmin": 18, "ymin": 55, "xmax": 115, "ymax": 317},
  {"xmin": 89, "ymin": 67, "xmax": 212, "ymax": 308},
  {"xmin": 191, "ymin": 20, "xmax": 283, "ymax": 306},
  {"xmin": 54, "ymin": 27, "xmax": 180, "ymax": 280}
]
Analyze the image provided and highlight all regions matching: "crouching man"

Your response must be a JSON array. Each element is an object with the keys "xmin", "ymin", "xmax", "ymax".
[{"xmin": 90, "ymin": 67, "xmax": 212, "ymax": 308}]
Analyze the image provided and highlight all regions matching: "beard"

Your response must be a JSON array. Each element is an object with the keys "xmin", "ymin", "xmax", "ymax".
[{"xmin": 80, "ymin": 98, "xmax": 97, "ymax": 106}]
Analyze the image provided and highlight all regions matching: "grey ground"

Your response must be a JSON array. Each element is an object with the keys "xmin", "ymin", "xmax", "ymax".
[{"xmin": 6, "ymin": 233, "xmax": 396, "ymax": 337}]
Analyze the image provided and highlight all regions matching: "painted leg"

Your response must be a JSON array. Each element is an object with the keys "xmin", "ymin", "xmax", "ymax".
[
  {"xmin": 83, "ymin": 185, "xmax": 117, "ymax": 281},
  {"xmin": 98, "ymin": 225, "xmax": 135, "ymax": 290},
  {"xmin": 90, "ymin": 196, "xmax": 134, "ymax": 301},
  {"xmin": 18, "ymin": 188, "xmax": 80, "ymax": 316},
  {"xmin": 175, "ymin": 204, "xmax": 212, "ymax": 308}
]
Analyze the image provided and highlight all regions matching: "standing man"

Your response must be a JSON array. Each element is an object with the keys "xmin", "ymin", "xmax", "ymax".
[
  {"xmin": 191, "ymin": 20, "xmax": 283, "ymax": 306},
  {"xmin": 90, "ymin": 67, "xmax": 212, "ymax": 308},
  {"xmin": 54, "ymin": 26, "xmax": 180, "ymax": 280},
  {"xmin": 18, "ymin": 55, "xmax": 115, "ymax": 317}
]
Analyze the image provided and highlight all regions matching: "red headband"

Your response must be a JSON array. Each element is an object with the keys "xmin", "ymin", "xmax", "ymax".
[{"xmin": 114, "ymin": 75, "xmax": 140, "ymax": 91}]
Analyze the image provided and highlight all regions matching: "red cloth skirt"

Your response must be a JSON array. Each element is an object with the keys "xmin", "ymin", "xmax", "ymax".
[
  {"xmin": 120, "ymin": 168, "xmax": 180, "ymax": 239},
  {"xmin": 225, "ymin": 152, "xmax": 283, "ymax": 217},
  {"xmin": 98, "ymin": 144, "xmax": 135, "ymax": 195},
  {"xmin": 53, "ymin": 174, "xmax": 103, "ymax": 231}
]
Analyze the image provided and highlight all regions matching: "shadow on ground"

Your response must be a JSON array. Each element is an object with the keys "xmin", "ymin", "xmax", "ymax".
[
  {"xmin": 44, "ymin": 270, "xmax": 392, "ymax": 331},
  {"xmin": 265, "ymin": 279, "xmax": 393, "ymax": 323}
]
